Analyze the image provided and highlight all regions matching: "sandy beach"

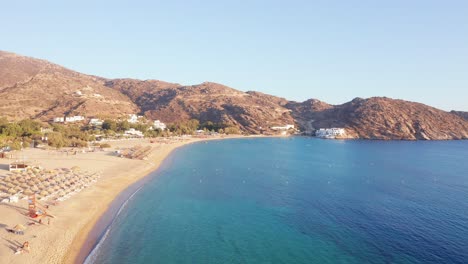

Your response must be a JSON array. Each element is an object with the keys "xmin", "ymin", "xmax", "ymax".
[{"xmin": 0, "ymin": 135, "xmax": 245, "ymax": 264}]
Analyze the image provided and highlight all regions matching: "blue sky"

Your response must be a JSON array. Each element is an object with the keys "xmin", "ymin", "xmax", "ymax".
[{"xmin": 1, "ymin": 0, "xmax": 467, "ymax": 110}]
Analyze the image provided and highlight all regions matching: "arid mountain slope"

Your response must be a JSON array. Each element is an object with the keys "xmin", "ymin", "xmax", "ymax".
[
  {"xmin": 1, "ymin": 50, "xmax": 467, "ymax": 139},
  {"xmin": 451, "ymin": 111, "xmax": 468, "ymax": 121},
  {"xmin": 106, "ymin": 80, "xmax": 294, "ymax": 133},
  {"xmin": 289, "ymin": 97, "xmax": 468, "ymax": 140},
  {"xmin": 0, "ymin": 51, "xmax": 138, "ymax": 120}
]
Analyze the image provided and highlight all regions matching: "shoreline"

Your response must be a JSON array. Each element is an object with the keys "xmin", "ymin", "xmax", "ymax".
[{"xmin": 67, "ymin": 135, "xmax": 266, "ymax": 264}]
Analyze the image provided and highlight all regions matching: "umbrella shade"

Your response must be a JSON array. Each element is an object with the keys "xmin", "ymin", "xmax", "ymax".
[
  {"xmin": 40, "ymin": 190, "xmax": 49, "ymax": 196},
  {"xmin": 7, "ymin": 188, "xmax": 16, "ymax": 194},
  {"xmin": 15, "ymin": 186, "xmax": 22, "ymax": 192},
  {"xmin": 5, "ymin": 182, "xmax": 15, "ymax": 188},
  {"xmin": 13, "ymin": 224, "xmax": 26, "ymax": 231},
  {"xmin": 23, "ymin": 189, "xmax": 34, "ymax": 195},
  {"xmin": 31, "ymin": 186, "xmax": 39, "ymax": 192},
  {"xmin": 20, "ymin": 183, "xmax": 29, "ymax": 189}
]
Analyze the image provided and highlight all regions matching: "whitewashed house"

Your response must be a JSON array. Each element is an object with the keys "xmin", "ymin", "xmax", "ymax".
[
  {"xmin": 315, "ymin": 128, "xmax": 346, "ymax": 138},
  {"xmin": 124, "ymin": 128, "xmax": 144, "ymax": 137},
  {"xmin": 153, "ymin": 120, "xmax": 166, "ymax": 130},
  {"xmin": 270, "ymin": 124, "xmax": 295, "ymax": 131},
  {"xmin": 65, "ymin": 116, "xmax": 85, "ymax": 122},
  {"xmin": 89, "ymin": 118, "xmax": 104, "ymax": 126},
  {"xmin": 53, "ymin": 117, "xmax": 65, "ymax": 123},
  {"xmin": 128, "ymin": 114, "xmax": 138, "ymax": 124}
]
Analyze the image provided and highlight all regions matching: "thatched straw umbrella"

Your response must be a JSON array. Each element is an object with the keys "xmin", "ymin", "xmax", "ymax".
[
  {"xmin": 31, "ymin": 185, "xmax": 39, "ymax": 192},
  {"xmin": 40, "ymin": 190, "xmax": 49, "ymax": 196},
  {"xmin": 15, "ymin": 186, "xmax": 22, "ymax": 192},
  {"xmin": 5, "ymin": 182, "xmax": 15, "ymax": 189},
  {"xmin": 23, "ymin": 189, "xmax": 34, "ymax": 195},
  {"xmin": 20, "ymin": 183, "xmax": 29, "ymax": 190},
  {"xmin": 7, "ymin": 188, "xmax": 16, "ymax": 195},
  {"xmin": 12, "ymin": 224, "xmax": 26, "ymax": 235}
]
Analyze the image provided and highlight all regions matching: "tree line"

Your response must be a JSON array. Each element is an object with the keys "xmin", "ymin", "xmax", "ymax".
[{"xmin": 0, "ymin": 117, "xmax": 242, "ymax": 150}]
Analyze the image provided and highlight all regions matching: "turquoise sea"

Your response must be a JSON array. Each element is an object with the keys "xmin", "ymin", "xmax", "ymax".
[{"xmin": 85, "ymin": 138, "xmax": 468, "ymax": 264}]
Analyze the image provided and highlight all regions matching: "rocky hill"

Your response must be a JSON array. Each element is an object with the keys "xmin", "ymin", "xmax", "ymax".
[
  {"xmin": 0, "ymin": 51, "xmax": 138, "ymax": 121},
  {"xmin": 451, "ymin": 111, "xmax": 468, "ymax": 121},
  {"xmin": 1, "ymin": 50, "xmax": 467, "ymax": 140},
  {"xmin": 105, "ymin": 80, "xmax": 294, "ymax": 133},
  {"xmin": 288, "ymin": 97, "xmax": 468, "ymax": 140}
]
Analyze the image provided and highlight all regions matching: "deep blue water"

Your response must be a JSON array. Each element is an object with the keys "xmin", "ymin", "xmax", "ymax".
[{"xmin": 87, "ymin": 138, "xmax": 468, "ymax": 264}]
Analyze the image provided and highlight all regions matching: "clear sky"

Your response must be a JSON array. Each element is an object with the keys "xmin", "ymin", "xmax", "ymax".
[{"xmin": 1, "ymin": 0, "xmax": 467, "ymax": 110}]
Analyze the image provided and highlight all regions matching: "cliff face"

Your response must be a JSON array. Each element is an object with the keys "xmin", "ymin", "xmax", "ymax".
[{"xmin": 1, "ymin": 50, "xmax": 467, "ymax": 140}]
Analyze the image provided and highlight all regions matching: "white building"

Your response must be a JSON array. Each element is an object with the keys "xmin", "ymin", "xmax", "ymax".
[
  {"xmin": 153, "ymin": 120, "xmax": 166, "ymax": 130},
  {"xmin": 53, "ymin": 117, "xmax": 65, "ymax": 123},
  {"xmin": 65, "ymin": 116, "xmax": 85, "ymax": 122},
  {"xmin": 89, "ymin": 118, "xmax": 103, "ymax": 126},
  {"xmin": 315, "ymin": 128, "xmax": 346, "ymax": 138},
  {"xmin": 128, "ymin": 114, "xmax": 139, "ymax": 124},
  {"xmin": 270, "ymin": 124, "xmax": 295, "ymax": 131},
  {"xmin": 124, "ymin": 128, "xmax": 144, "ymax": 137}
]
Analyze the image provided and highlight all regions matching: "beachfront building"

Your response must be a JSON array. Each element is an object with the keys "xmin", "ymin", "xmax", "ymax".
[
  {"xmin": 270, "ymin": 124, "xmax": 295, "ymax": 131},
  {"xmin": 124, "ymin": 128, "xmax": 144, "ymax": 137},
  {"xmin": 9, "ymin": 162, "xmax": 30, "ymax": 172},
  {"xmin": 315, "ymin": 128, "xmax": 346, "ymax": 138},
  {"xmin": 153, "ymin": 120, "xmax": 166, "ymax": 130}
]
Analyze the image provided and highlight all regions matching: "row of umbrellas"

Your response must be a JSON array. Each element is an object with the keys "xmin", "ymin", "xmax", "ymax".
[{"xmin": 1, "ymin": 166, "xmax": 100, "ymax": 200}]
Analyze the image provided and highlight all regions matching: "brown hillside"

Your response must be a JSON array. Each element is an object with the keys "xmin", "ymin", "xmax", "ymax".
[
  {"xmin": 0, "ymin": 51, "xmax": 138, "ymax": 121},
  {"xmin": 1, "ymin": 50, "xmax": 467, "ymax": 139},
  {"xmin": 289, "ymin": 97, "xmax": 468, "ymax": 140}
]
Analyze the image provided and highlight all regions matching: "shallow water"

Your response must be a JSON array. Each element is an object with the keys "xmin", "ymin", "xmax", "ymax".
[{"xmin": 87, "ymin": 138, "xmax": 468, "ymax": 264}]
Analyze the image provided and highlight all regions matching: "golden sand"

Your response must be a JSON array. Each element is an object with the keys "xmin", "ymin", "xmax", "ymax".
[{"xmin": 0, "ymin": 136, "xmax": 247, "ymax": 264}]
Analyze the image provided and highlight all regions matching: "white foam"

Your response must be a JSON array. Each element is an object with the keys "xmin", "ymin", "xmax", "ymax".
[{"xmin": 84, "ymin": 185, "xmax": 144, "ymax": 264}]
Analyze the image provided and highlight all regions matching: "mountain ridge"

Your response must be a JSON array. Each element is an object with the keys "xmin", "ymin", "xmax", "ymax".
[{"xmin": 1, "ymin": 50, "xmax": 467, "ymax": 140}]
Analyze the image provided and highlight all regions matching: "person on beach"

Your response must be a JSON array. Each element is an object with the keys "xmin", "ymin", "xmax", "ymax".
[{"xmin": 15, "ymin": 241, "xmax": 30, "ymax": 254}]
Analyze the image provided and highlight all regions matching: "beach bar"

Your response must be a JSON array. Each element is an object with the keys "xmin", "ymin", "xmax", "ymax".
[{"xmin": 9, "ymin": 162, "xmax": 30, "ymax": 172}]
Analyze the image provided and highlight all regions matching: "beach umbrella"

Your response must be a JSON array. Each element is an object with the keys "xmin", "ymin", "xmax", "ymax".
[
  {"xmin": 5, "ymin": 182, "xmax": 15, "ymax": 188},
  {"xmin": 15, "ymin": 186, "xmax": 23, "ymax": 192},
  {"xmin": 7, "ymin": 188, "xmax": 16, "ymax": 195},
  {"xmin": 23, "ymin": 189, "xmax": 34, "ymax": 195},
  {"xmin": 43, "ymin": 181, "xmax": 51, "ymax": 187},
  {"xmin": 53, "ymin": 185, "xmax": 61, "ymax": 191},
  {"xmin": 20, "ymin": 183, "xmax": 29, "ymax": 189},
  {"xmin": 31, "ymin": 186, "xmax": 39, "ymax": 192},
  {"xmin": 71, "ymin": 166, "xmax": 80, "ymax": 172},
  {"xmin": 40, "ymin": 190, "xmax": 49, "ymax": 196},
  {"xmin": 13, "ymin": 224, "xmax": 26, "ymax": 232}
]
